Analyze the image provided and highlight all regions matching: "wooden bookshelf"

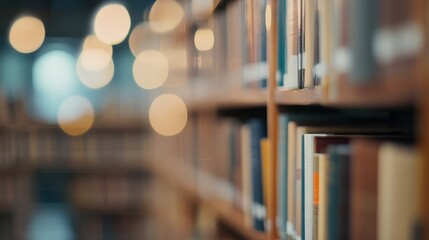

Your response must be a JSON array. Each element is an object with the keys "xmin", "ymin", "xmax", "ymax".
[{"xmin": 143, "ymin": 156, "xmax": 267, "ymax": 240}]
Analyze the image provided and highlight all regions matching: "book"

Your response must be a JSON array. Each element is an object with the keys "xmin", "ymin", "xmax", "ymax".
[
  {"xmin": 317, "ymin": 153, "xmax": 329, "ymax": 240},
  {"xmin": 348, "ymin": 0, "xmax": 377, "ymax": 83},
  {"xmin": 327, "ymin": 145, "xmax": 351, "ymax": 240},
  {"xmin": 260, "ymin": 138, "xmax": 270, "ymax": 231},
  {"xmin": 304, "ymin": 0, "xmax": 316, "ymax": 87},
  {"xmin": 378, "ymin": 143, "xmax": 422, "ymax": 240},
  {"xmin": 277, "ymin": 115, "xmax": 288, "ymax": 239},
  {"xmin": 249, "ymin": 118, "xmax": 267, "ymax": 231},
  {"xmin": 277, "ymin": 0, "xmax": 287, "ymax": 87},
  {"xmin": 302, "ymin": 133, "xmax": 327, "ymax": 240},
  {"xmin": 284, "ymin": 0, "xmax": 299, "ymax": 89},
  {"xmin": 240, "ymin": 124, "xmax": 253, "ymax": 228},
  {"xmin": 350, "ymin": 140, "xmax": 381, "ymax": 240}
]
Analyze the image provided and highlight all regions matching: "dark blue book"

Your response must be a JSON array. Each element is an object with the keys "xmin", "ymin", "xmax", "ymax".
[
  {"xmin": 277, "ymin": 0, "xmax": 287, "ymax": 87},
  {"xmin": 327, "ymin": 145, "xmax": 351, "ymax": 240},
  {"xmin": 260, "ymin": 0, "xmax": 268, "ymax": 88},
  {"xmin": 249, "ymin": 118, "xmax": 267, "ymax": 231}
]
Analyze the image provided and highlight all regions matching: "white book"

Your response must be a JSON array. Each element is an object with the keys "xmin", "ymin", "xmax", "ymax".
[{"xmin": 303, "ymin": 134, "xmax": 327, "ymax": 240}]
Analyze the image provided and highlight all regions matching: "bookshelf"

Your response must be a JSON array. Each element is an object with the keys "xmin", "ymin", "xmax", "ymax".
[{"xmin": 142, "ymin": 0, "xmax": 427, "ymax": 239}]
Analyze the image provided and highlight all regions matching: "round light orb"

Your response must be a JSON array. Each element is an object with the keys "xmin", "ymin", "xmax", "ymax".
[
  {"xmin": 83, "ymin": 34, "xmax": 112, "ymax": 56},
  {"xmin": 58, "ymin": 96, "xmax": 94, "ymax": 136},
  {"xmin": 78, "ymin": 48, "xmax": 111, "ymax": 71},
  {"xmin": 33, "ymin": 50, "xmax": 76, "ymax": 96},
  {"xmin": 77, "ymin": 58, "xmax": 114, "ymax": 89},
  {"xmin": 149, "ymin": 94, "xmax": 187, "ymax": 136},
  {"xmin": 93, "ymin": 3, "xmax": 131, "ymax": 45},
  {"xmin": 191, "ymin": 0, "xmax": 213, "ymax": 19},
  {"xmin": 129, "ymin": 23, "xmax": 157, "ymax": 57},
  {"xmin": 149, "ymin": 0, "xmax": 184, "ymax": 33},
  {"xmin": 133, "ymin": 50, "xmax": 169, "ymax": 89},
  {"xmin": 194, "ymin": 28, "xmax": 214, "ymax": 51},
  {"xmin": 9, "ymin": 16, "xmax": 45, "ymax": 53}
]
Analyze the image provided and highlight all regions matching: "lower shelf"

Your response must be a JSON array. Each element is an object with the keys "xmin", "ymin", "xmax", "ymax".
[{"xmin": 143, "ymin": 157, "xmax": 267, "ymax": 240}]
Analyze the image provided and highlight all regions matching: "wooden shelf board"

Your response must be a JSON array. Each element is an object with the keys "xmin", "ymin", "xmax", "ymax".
[
  {"xmin": 326, "ymin": 77, "xmax": 416, "ymax": 107},
  {"xmin": 276, "ymin": 86, "xmax": 322, "ymax": 105},
  {"xmin": 182, "ymin": 89, "xmax": 267, "ymax": 111},
  {"xmin": 276, "ymin": 77, "xmax": 416, "ymax": 107},
  {"xmin": 144, "ymin": 157, "xmax": 266, "ymax": 240}
]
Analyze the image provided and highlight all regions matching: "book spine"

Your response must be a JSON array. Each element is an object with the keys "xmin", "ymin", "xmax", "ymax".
[
  {"xmin": 284, "ymin": 0, "xmax": 299, "ymax": 90},
  {"xmin": 327, "ymin": 145, "xmax": 351, "ymax": 240},
  {"xmin": 277, "ymin": 0, "xmax": 287, "ymax": 87},
  {"xmin": 349, "ymin": 0, "xmax": 378, "ymax": 82},
  {"xmin": 249, "ymin": 118, "xmax": 266, "ymax": 231},
  {"xmin": 277, "ymin": 115, "xmax": 288, "ymax": 238},
  {"xmin": 298, "ymin": 0, "xmax": 305, "ymax": 89},
  {"xmin": 287, "ymin": 121, "xmax": 297, "ymax": 238}
]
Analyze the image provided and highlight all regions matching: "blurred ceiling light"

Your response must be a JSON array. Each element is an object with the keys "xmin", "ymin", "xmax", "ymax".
[
  {"xmin": 129, "ymin": 23, "xmax": 157, "ymax": 57},
  {"xmin": 149, "ymin": 0, "xmax": 184, "ymax": 33},
  {"xmin": 58, "ymin": 95, "xmax": 94, "ymax": 136},
  {"xmin": 9, "ymin": 16, "xmax": 45, "ymax": 53},
  {"xmin": 77, "ymin": 58, "xmax": 114, "ymax": 89},
  {"xmin": 191, "ymin": 0, "xmax": 213, "ymax": 19},
  {"xmin": 149, "ymin": 94, "xmax": 187, "ymax": 136},
  {"xmin": 133, "ymin": 50, "xmax": 169, "ymax": 89},
  {"xmin": 93, "ymin": 3, "xmax": 131, "ymax": 45},
  {"xmin": 33, "ymin": 50, "xmax": 76, "ymax": 96},
  {"xmin": 194, "ymin": 28, "xmax": 214, "ymax": 51}
]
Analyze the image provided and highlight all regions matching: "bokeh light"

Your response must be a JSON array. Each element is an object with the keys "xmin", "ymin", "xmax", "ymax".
[
  {"xmin": 194, "ymin": 28, "xmax": 214, "ymax": 51},
  {"xmin": 83, "ymin": 34, "xmax": 113, "ymax": 55},
  {"xmin": 81, "ymin": 34, "xmax": 112, "ymax": 71},
  {"xmin": 129, "ymin": 23, "xmax": 158, "ymax": 57},
  {"xmin": 133, "ymin": 50, "xmax": 169, "ymax": 89},
  {"xmin": 78, "ymin": 49, "xmax": 111, "ymax": 71},
  {"xmin": 33, "ymin": 50, "xmax": 76, "ymax": 96},
  {"xmin": 149, "ymin": 0, "xmax": 184, "ymax": 33},
  {"xmin": 58, "ymin": 95, "xmax": 94, "ymax": 136},
  {"xmin": 191, "ymin": 0, "xmax": 213, "ymax": 19},
  {"xmin": 9, "ymin": 16, "xmax": 45, "ymax": 53},
  {"xmin": 149, "ymin": 94, "xmax": 187, "ymax": 136},
  {"xmin": 93, "ymin": 3, "xmax": 131, "ymax": 45},
  {"xmin": 77, "ymin": 58, "xmax": 114, "ymax": 89}
]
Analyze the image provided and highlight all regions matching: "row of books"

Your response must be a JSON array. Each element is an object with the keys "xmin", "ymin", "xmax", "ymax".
[
  {"xmin": 70, "ymin": 175, "xmax": 146, "ymax": 209},
  {"xmin": 191, "ymin": 0, "xmax": 268, "ymax": 89},
  {"xmin": 145, "ymin": 106, "xmax": 419, "ymax": 239},
  {"xmin": 0, "ymin": 129, "xmax": 144, "ymax": 166},
  {"xmin": 276, "ymin": 111, "xmax": 418, "ymax": 240},
  {"xmin": 293, "ymin": 140, "xmax": 419, "ymax": 240},
  {"xmin": 277, "ymin": 0, "xmax": 424, "ymax": 91}
]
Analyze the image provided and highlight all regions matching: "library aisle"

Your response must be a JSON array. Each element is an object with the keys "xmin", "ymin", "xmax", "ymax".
[{"xmin": 0, "ymin": 0, "xmax": 427, "ymax": 239}]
